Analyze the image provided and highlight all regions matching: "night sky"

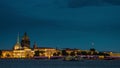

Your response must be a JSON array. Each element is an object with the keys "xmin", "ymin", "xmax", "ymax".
[{"xmin": 0, "ymin": 0, "xmax": 120, "ymax": 52}]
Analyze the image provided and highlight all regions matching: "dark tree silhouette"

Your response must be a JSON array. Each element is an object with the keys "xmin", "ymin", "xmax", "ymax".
[
  {"xmin": 34, "ymin": 50, "xmax": 40, "ymax": 56},
  {"xmin": 81, "ymin": 51, "xmax": 88, "ymax": 55},
  {"xmin": 0, "ymin": 50, "xmax": 2, "ymax": 57},
  {"xmin": 54, "ymin": 52, "xmax": 61, "ymax": 56},
  {"xmin": 6, "ymin": 53, "xmax": 10, "ymax": 58},
  {"xmin": 70, "ymin": 51, "xmax": 75, "ymax": 56},
  {"xmin": 77, "ymin": 51, "xmax": 81, "ymax": 55},
  {"xmin": 93, "ymin": 52, "xmax": 98, "ymax": 55},
  {"xmin": 90, "ymin": 48, "xmax": 96, "ymax": 52},
  {"xmin": 62, "ymin": 50, "xmax": 68, "ymax": 56},
  {"xmin": 57, "ymin": 52, "xmax": 61, "ymax": 56},
  {"xmin": 89, "ymin": 48, "xmax": 98, "ymax": 55},
  {"xmin": 53, "ymin": 53, "xmax": 57, "ymax": 56},
  {"xmin": 98, "ymin": 52, "xmax": 110, "ymax": 56},
  {"xmin": 98, "ymin": 52, "xmax": 105, "ymax": 55}
]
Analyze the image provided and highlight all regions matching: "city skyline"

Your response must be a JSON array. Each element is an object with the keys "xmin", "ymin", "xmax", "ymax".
[
  {"xmin": 0, "ymin": 32, "xmax": 120, "ymax": 52},
  {"xmin": 0, "ymin": 0, "xmax": 120, "ymax": 52}
]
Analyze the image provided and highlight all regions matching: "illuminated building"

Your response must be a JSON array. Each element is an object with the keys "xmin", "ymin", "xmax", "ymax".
[
  {"xmin": 21, "ymin": 32, "xmax": 30, "ymax": 48},
  {"xmin": 33, "ymin": 42, "xmax": 57, "ymax": 58},
  {"xmin": 1, "ymin": 32, "xmax": 57, "ymax": 58},
  {"xmin": 1, "ymin": 32, "xmax": 119, "ymax": 59}
]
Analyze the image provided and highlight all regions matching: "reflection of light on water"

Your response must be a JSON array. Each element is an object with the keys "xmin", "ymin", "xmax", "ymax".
[{"xmin": 0, "ymin": 59, "xmax": 120, "ymax": 68}]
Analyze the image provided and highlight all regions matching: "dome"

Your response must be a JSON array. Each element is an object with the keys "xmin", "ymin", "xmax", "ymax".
[
  {"xmin": 14, "ymin": 43, "xmax": 22, "ymax": 50},
  {"xmin": 13, "ymin": 32, "xmax": 22, "ymax": 50}
]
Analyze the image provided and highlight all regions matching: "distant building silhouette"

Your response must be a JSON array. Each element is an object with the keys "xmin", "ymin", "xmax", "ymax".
[
  {"xmin": 21, "ymin": 32, "xmax": 30, "ymax": 48},
  {"xmin": 0, "ymin": 32, "xmax": 119, "ymax": 59}
]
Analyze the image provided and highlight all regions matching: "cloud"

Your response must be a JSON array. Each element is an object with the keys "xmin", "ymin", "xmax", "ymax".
[
  {"xmin": 0, "ymin": 0, "xmax": 120, "ymax": 32},
  {"xmin": 104, "ymin": 0, "xmax": 120, "ymax": 5},
  {"xmin": 67, "ymin": 0, "xmax": 120, "ymax": 8},
  {"xmin": 2, "ymin": 0, "xmax": 120, "ymax": 9},
  {"xmin": 0, "ymin": 0, "xmax": 120, "ymax": 51}
]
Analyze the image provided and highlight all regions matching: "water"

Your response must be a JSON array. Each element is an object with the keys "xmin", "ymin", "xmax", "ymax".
[{"xmin": 0, "ymin": 59, "xmax": 120, "ymax": 68}]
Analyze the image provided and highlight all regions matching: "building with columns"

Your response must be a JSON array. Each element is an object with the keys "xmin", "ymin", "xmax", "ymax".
[{"xmin": 1, "ymin": 32, "xmax": 57, "ymax": 58}]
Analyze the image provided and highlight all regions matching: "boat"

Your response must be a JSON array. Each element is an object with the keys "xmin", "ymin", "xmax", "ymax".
[{"xmin": 63, "ymin": 56, "xmax": 80, "ymax": 61}]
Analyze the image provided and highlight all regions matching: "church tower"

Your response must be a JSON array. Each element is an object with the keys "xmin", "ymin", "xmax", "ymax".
[{"xmin": 21, "ymin": 32, "xmax": 30, "ymax": 48}]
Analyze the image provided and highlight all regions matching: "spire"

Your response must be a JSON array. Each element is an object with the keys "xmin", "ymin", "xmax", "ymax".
[
  {"xmin": 33, "ymin": 42, "xmax": 37, "ymax": 49},
  {"xmin": 17, "ymin": 32, "xmax": 20, "ymax": 44}
]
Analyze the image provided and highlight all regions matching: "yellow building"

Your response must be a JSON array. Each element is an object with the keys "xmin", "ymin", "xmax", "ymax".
[
  {"xmin": 110, "ymin": 52, "xmax": 120, "ymax": 57},
  {"xmin": 1, "ymin": 32, "xmax": 57, "ymax": 59},
  {"xmin": 1, "ymin": 50, "xmax": 13, "ymax": 58},
  {"xmin": 33, "ymin": 42, "xmax": 57, "ymax": 58}
]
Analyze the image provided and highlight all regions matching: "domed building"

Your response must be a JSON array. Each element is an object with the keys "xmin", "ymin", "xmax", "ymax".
[
  {"xmin": 12, "ymin": 32, "xmax": 34, "ymax": 58},
  {"xmin": 14, "ymin": 43, "xmax": 22, "ymax": 50},
  {"xmin": 13, "ymin": 33, "xmax": 22, "ymax": 50},
  {"xmin": 1, "ymin": 32, "xmax": 58, "ymax": 59},
  {"xmin": 1, "ymin": 33, "xmax": 22, "ymax": 58}
]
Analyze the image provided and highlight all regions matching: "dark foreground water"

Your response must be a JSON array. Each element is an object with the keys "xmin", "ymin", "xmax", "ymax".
[{"xmin": 0, "ymin": 59, "xmax": 120, "ymax": 68}]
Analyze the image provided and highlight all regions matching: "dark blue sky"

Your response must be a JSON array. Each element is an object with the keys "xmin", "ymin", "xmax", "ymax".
[{"xmin": 0, "ymin": 0, "xmax": 120, "ymax": 52}]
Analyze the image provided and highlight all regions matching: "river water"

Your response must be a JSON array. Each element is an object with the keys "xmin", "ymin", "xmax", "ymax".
[{"xmin": 0, "ymin": 59, "xmax": 120, "ymax": 68}]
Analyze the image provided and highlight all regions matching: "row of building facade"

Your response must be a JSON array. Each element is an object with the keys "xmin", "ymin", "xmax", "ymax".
[
  {"xmin": 1, "ymin": 32, "xmax": 58, "ymax": 58},
  {"xmin": 0, "ymin": 32, "xmax": 120, "ymax": 59}
]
